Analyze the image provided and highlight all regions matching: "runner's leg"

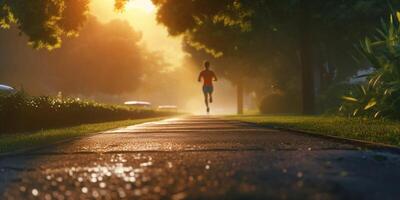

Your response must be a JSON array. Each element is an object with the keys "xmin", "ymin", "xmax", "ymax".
[
  {"xmin": 205, "ymin": 93, "xmax": 210, "ymax": 113},
  {"xmin": 204, "ymin": 93, "xmax": 209, "ymax": 108},
  {"xmin": 203, "ymin": 86, "xmax": 209, "ymax": 109},
  {"xmin": 209, "ymin": 86, "xmax": 213, "ymax": 103}
]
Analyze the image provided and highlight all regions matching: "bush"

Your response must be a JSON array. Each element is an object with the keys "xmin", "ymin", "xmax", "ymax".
[
  {"xmin": 0, "ymin": 91, "xmax": 171, "ymax": 134},
  {"xmin": 339, "ymin": 12, "xmax": 400, "ymax": 119}
]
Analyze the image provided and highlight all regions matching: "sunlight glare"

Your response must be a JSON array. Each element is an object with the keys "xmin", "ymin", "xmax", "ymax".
[
  {"xmin": 91, "ymin": 0, "xmax": 185, "ymax": 68},
  {"xmin": 125, "ymin": 0, "xmax": 155, "ymax": 13}
]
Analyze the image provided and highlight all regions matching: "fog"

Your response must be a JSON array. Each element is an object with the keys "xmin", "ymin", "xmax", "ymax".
[{"xmin": 0, "ymin": 16, "xmax": 238, "ymax": 114}]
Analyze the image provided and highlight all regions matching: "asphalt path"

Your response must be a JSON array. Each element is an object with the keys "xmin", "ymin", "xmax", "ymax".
[{"xmin": 1, "ymin": 116, "xmax": 400, "ymax": 200}]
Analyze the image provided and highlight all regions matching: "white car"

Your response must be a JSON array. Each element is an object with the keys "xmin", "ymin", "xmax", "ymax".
[
  {"xmin": 157, "ymin": 105, "xmax": 178, "ymax": 112},
  {"xmin": 0, "ymin": 84, "xmax": 15, "ymax": 95},
  {"xmin": 124, "ymin": 101, "xmax": 152, "ymax": 108}
]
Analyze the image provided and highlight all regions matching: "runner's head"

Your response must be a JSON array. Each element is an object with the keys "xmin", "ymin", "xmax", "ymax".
[{"xmin": 204, "ymin": 61, "xmax": 210, "ymax": 70}]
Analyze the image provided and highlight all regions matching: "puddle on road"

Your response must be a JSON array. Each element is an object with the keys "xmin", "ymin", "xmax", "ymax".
[
  {"xmin": 2, "ymin": 152, "xmax": 268, "ymax": 199},
  {"xmin": 4, "ymin": 154, "xmax": 165, "ymax": 199}
]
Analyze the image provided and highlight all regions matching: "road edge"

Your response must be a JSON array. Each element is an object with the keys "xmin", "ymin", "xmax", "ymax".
[
  {"xmin": 236, "ymin": 120, "xmax": 400, "ymax": 154},
  {"xmin": 0, "ymin": 117, "xmax": 169, "ymax": 158}
]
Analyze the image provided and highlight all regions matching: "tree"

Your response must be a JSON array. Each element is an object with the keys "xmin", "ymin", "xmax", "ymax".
[
  {"xmin": 150, "ymin": 0, "xmax": 301, "ymax": 114},
  {"xmin": 151, "ymin": 0, "xmax": 398, "ymax": 114},
  {"xmin": 295, "ymin": 0, "xmax": 397, "ymax": 113}
]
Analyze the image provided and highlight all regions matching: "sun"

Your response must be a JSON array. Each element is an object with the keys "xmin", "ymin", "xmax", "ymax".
[{"xmin": 125, "ymin": 0, "xmax": 156, "ymax": 13}]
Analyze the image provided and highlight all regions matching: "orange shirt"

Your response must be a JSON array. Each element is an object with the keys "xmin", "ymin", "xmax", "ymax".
[{"xmin": 199, "ymin": 70, "xmax": 217, "ymax": 86}]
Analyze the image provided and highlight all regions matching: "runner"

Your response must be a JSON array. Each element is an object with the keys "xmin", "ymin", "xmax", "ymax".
[{"xmin": 198, "ymin": 61, "xmax": 218, "ymax": 113}]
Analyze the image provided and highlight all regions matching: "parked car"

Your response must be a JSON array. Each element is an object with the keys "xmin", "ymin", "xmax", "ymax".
[
  {"xmin": 157, "ymin": 105, "xmax": 178, "ymax": 112},
  {"xmin": 124, "ymin": 101, "xmax": 152, "ymax": 108},
  {"xmin": 348, "ymin": 67, "xmax": 375, "ymax": 84},
  {"xmin": 0, "ymin": 84, "xmax": 15, "ymax": 95}
]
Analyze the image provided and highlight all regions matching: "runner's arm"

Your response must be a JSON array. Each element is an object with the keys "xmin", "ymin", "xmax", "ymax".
[
  {"xmin": 213, "ymin": 72, "xmax": 218, "ymax": 81},
  {"xmin": 198, "ymin": 72, "xmax": 202, "ymax": 82}
]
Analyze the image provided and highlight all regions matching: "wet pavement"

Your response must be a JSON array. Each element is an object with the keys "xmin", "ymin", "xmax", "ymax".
[{"xmin": 1, "ymin": 116, "xmax": 400, "ymax": 200}]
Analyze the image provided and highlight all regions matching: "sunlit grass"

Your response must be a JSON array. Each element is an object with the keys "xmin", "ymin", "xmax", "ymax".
[
  {"xmin": 0, "ymin": 117, "xmax": 165, "ymax": 154},
  {"xmin": 225, "ymin": 115, "xmax": 400, "ymax": 147}
]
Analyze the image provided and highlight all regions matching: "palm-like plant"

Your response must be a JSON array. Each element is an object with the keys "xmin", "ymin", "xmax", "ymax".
[{"xmin": 340, "ymin": 12, "xmax": 400, "ymax": 119}]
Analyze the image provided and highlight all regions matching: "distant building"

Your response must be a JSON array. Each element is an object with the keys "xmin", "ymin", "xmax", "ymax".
[{"xmin": 124, "ymin": 101, "xmax": 152, "ymax": 108}]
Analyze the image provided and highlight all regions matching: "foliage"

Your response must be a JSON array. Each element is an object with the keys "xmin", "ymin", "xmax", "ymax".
[
  {"xmin": 152, "ymin": 0, "xmax": 397, "ymax": 114},
  {"xmin": 225, "ymin": 115, "xmax": 400, "ymax": 147},
  {"xmin": 340, "ymin": 12, "xmax": 400, "ymax": 119},
  {"xmin": 0, "ymin": 91, "xmax": 171, "ymax": 133},
  {"xmin": 0, "ymin": 0, "xmax": 89, "ymax": 49},
  {"xmin": 154, "ymin": 0, "xmax": 394, "ymax": 66}
]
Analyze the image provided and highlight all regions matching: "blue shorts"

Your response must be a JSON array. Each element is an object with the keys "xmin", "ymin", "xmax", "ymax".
[{"xmin": 203, "ymin": 85, "xmax": 214, "ymax": 94}]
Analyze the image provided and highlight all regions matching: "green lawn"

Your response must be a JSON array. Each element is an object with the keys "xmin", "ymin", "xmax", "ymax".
[
  {"xmin": 225, "ymin": 115, "xmax": 400, "ymax": 147},
  {"xmin": 0, "ymin": 117, "xmax": 166, "ymax": 154}
]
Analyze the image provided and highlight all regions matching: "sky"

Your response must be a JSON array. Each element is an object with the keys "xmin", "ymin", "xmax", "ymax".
[{"xmin": 90, "ymin": 0, "xmax": 186, "ymax": 69}]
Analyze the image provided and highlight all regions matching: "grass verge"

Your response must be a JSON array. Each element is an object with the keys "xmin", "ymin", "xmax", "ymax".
[
  {"xmin": 225, "ymin": 115, "xmax": 400, "ymax": 147},
  {"xmin": 0, "ymin": 117, "xmax": 166, "ymax": 154}
]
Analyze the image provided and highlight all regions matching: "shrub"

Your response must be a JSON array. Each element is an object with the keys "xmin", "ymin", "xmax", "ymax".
[
  {"xmin": 339, "ymin": 12, "xmax": 400, "ymax": 119},
  {"xmin": 0, "ymin": 91, "xmax": 171, "ymax": 133}
]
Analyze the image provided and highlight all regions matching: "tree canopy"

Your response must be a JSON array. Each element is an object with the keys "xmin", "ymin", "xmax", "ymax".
[
  {"xmin": 0, "ymin": 0, "xmax": 89, "ymax": 49},
  {"xmin": 152, "ymin": 1, "xmax": 397, "ymax": 107}
]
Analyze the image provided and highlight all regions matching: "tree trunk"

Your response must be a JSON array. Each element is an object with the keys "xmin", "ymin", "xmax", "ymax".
[
  {"xmin": 299, "ymin": 0, "xmax": 315, "ymax": 115},
  {"xmin": 237, "ymin": 81, "xmax": 244, "ymax": 115}
]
